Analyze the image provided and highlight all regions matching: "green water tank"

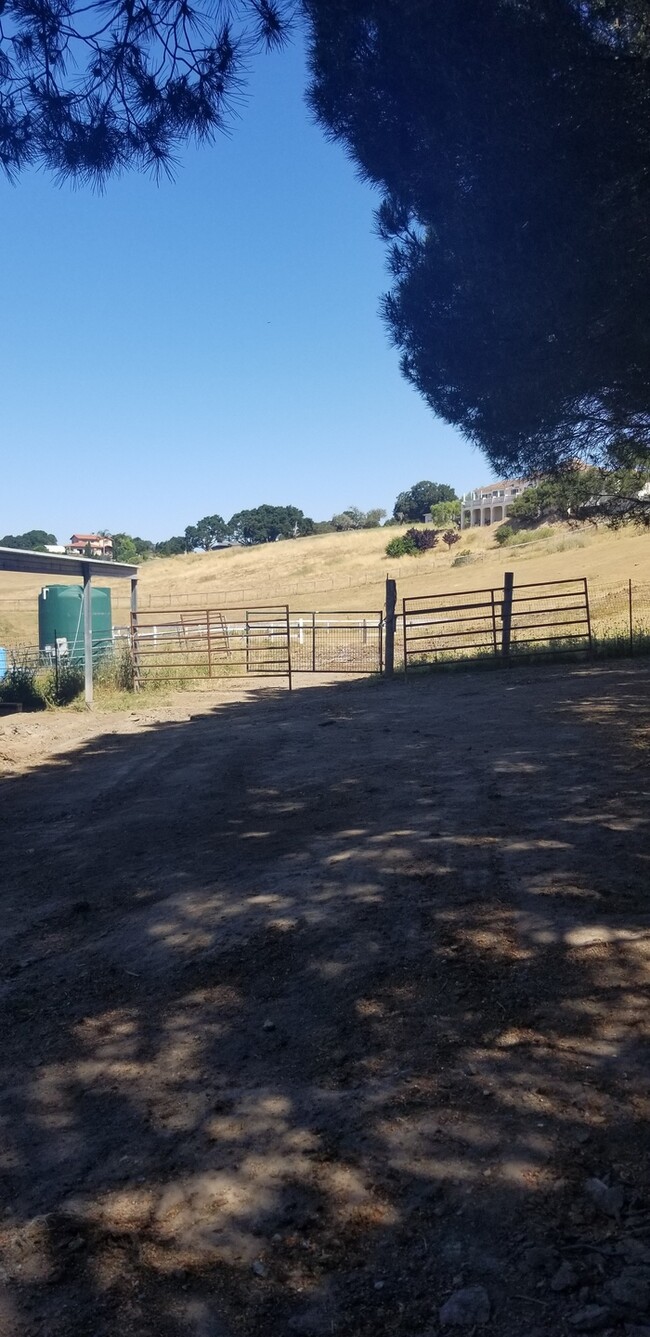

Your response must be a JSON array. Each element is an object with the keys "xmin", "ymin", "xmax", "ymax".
[{"xmin": 38, "ymin": 585, "xmax": 112, "ymax": 661}]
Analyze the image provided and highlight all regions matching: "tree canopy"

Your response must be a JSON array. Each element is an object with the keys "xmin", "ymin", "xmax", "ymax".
[
  {"xmin": 0, "ymin": 529, "xmax": 57, "ymax": 551},
  {"xmin": 185, "ymin": 516, "xmax": 229, "ymax": 551},
  {"xmin": 0, "ymin": 0, "xmax": 293, "ymax": 182},
  {"xmin": 393, "ymin": 481, "xmax": 457, "ymax": 522},
  {"xmin": 331, "ymin": 506, "xmax": 386, "ymax": 530},
  {"xmin": 4, "ymin": 1, "xmax": 650, "ymax": 483},
  {"xmin": 305, "ymin": 0, "xmax": 650, "ymax": 478},
  {"xmin": 228, "ymin": 504, "xmax": 314, "ymax": 544},
  {"xmin": 111, "ymin": 532, "xmax": 155, "ymax": 561},
  {"xmin": 505, "ymin": 466, "xmax": 650, "ymax": 528}
]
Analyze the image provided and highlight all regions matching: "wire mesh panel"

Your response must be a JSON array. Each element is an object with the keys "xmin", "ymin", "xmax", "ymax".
[
  {"xmin": 131, "ymin": 605, "xmax": 292, "ymax": 689},
  {"xmin": 402, "ymin": 588, "xmax": 501, "ymax": 671},
  {"xmin": 289, "ymin": 612, "xmax": 383, "ymax": 673},
  {"xmin": 509, "ymin": 578, "xmax": 591, "ymax": 655}
]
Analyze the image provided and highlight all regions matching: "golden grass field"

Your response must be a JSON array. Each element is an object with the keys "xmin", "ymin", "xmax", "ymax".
[{"xmin": 1, "ymin": 520, "xmax": 649, "ymax": 645}]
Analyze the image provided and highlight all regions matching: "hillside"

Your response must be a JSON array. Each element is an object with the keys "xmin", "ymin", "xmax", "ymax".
[{"xmin": 1, "ymin": 521, "xmax": 649, "ymax": 645}]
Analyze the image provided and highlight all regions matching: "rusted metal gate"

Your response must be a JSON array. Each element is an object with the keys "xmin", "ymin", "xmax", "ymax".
[
  {"xmin": 402, "ymin": 586, "xmax": 501, "ymax": 669},
  {"xmin": 507, "ymin": 577, "xmax": 592, "ymax": 656},
  {"xmin": 402, "ymin": 576, "xmax": 592, "ymax": 674},
  {"xmin": 289, "ymin": 610, "xmax": 383, "ymax": 674},
  {"xmin": 131, "ymin": 604, "xmax": 292, "ymax": 689}
]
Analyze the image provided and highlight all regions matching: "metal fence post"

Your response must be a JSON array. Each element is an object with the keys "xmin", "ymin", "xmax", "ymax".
[
  {"xmin": 584, "ymin": 577, "xmax": 593, "ymax": 655},
  {"xmin": 312, "ymin": 611, "xmax": 316, "ymax": 673},
  {"xmin": 82, "ymin": 564, "xmax": 93, "ymax": 705},
  {"xmin": 385, "ymin": 578, "xmax": 397, "ymax": 677},
  {"xmin": 501, "ymin": 571, "xmax": 514, "ymax": 660},
  {"xmin": 629, "ymin": 578, "xmax": 634, "ymax": 655},
  {"xmin": 285, "ymin": 605, "xmax": 293, "ymax": 691},
  {"xmin": 130, "ymin": 576, "xmax": 141, "ymax": 691}
]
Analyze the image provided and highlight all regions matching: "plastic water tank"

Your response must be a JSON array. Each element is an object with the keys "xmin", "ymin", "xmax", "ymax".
[{"xmin": 38, "ymin": 585, "xmax": 112, "ymax": 661}]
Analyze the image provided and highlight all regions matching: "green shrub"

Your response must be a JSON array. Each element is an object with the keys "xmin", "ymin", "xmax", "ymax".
[
  {"xmin": 495, "ymin": 524, "xmax": 514, "ymax": 546},
  {"xmin": 385, "ymin": 534, "xmax": 417, "ymax": 557},
  {"xmin": 39, "ymin": 661, "xmax": 85, "ymax": 707},
  {"xmin": 0, "ymin": 657, "xmax": 44, "ymax": 710}
]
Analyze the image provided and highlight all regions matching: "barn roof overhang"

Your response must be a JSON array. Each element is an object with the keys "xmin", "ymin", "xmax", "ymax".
[{"xmin": 0, "ymin": 546, "xmax": 138, "ymax": 579}]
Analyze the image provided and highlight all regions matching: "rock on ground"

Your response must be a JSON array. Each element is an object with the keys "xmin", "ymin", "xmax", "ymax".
[{"xmin": 439, "ymin": 1285, "xmax": 490, "ymax": 1327}]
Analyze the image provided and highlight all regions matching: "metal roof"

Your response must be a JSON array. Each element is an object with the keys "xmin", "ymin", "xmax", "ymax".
[{"xmin": 0, "ymin": 546, "xmax": 138, "ymax": 579}]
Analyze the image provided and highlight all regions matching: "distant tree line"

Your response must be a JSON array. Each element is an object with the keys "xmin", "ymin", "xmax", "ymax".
[
  {"xmin": 0, "ymin": 530, "xmax": 57, "ymax": 552},
  {"xmin": 3, "ymin": 480, "xmax": 459, "ymax": 561}
]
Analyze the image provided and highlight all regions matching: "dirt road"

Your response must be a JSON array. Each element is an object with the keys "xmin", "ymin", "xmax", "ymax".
[{"xmin": 1, "ymin": 665, "xmax": 650, "ymax": 1336}]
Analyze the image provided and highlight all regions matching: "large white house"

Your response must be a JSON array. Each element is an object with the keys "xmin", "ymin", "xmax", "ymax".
[{"xmin": 460, "ymin": 479, "xmax": 529, "ymax": 529}]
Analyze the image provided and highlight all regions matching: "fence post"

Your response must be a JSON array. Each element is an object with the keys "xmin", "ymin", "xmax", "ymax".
[
  {"xmin": 501, "ymin": 571, "xmax": 514, "ymax": 660},
  {"xmin": 584, "ymin": 577, "xmax": 593, "ymax": 656},
  {"xmin": 629, "ymin": 578, "xmax": 634, "ymax": 655},
  {"xmin": 385, "ymin": 577, "xmax": 397, "ymax": 677},
  {"xmin": 312, "ymin": 611, "xmax": 316, "ymax": 672},
  {"xmin": 130, "ymin": 576, "xmax": 141, "ymax": 691},
  {"xmin": 285, "ymin": 605, "xmax": 292, "ymax": 692},
  {"xmin": 82, "ymin": 564, "xmax": 93, "ymax": 705}
]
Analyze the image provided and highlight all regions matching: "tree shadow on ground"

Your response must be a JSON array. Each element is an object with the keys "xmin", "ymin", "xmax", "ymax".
[{"xmin": 1, "ymin": 663, "xmax": 649, "ymax": 1337}]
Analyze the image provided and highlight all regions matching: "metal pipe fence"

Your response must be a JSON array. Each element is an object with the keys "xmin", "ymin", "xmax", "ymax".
[
  {"xmin": 117, "ymin": 607, "xmax": 384, "ymax": 680},
  {"xmin": 130, "ymin": 604, "xmax": 293, "ymax": 689},
  {"xmin": 5, "ymin": 578, "xmax": 650, "ymax": 699},
  {"xmin": 402, "ymin": 576, "xmax": 592, "ymax": 673}
]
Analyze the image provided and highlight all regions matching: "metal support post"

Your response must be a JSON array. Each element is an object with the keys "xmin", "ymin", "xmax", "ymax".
[
  {"xmin": 385, "ymin": 577, "xmax": 397, "ymax": 677},
  {"xmin": 501, "ymin": 571, "xmax": 514, "ymax": 660},
  {"xmin": 82, "ymin": 564, "xmax": 93, "ymax": 705}
]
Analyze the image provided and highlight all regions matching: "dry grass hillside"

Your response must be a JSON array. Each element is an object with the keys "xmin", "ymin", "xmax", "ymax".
[{"xmin": 1, "ymin": 520, "xmax": 649, "ymax": 644}]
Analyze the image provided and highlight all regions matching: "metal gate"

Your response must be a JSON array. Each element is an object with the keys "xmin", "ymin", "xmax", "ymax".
[
  {"xmin": 131, "ymin": 604, "xmax": 292, "ymax": 688},
  {"xmin": 402, "ymin": 577, "xmax": 592, "ymax": 673}
]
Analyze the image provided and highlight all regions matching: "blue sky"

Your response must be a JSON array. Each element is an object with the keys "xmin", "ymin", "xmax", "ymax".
[{"xmin": 0, "ymin": 33, "xmax": 481, "ymax": 543}]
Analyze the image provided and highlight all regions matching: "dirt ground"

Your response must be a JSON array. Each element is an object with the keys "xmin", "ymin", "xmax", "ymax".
[{"xmin": 1, "ymin": 663, "xmax": 650, "ymax": 1337}]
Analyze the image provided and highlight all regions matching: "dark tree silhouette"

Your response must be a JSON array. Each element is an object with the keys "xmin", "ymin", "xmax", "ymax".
[
  {"xmin": 0, "ymin": 0, "xmax": 293, "ymax": 182},
  {"xmin": 4, "ymin": 0, "xmax": 650, "ymax": 484},
  {"xmin": 305, "ymin": 0, "xmax": 650, "ymax": 477}
]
